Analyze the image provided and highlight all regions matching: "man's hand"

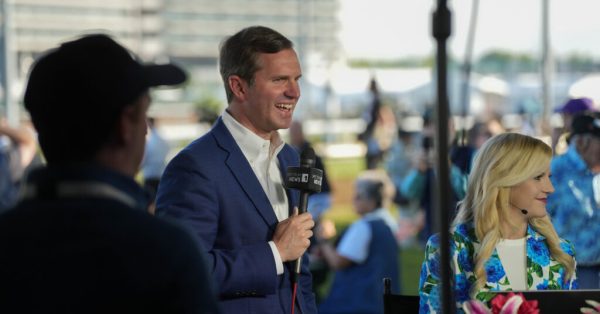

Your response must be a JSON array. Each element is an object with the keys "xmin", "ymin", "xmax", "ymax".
[{"xmin": 273, "ymin": 208, "xmax": 314, "ymax": 262}]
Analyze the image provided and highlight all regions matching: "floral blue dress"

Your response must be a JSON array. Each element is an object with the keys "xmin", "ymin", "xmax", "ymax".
[{"xmin": 418, "ymin": 223, "xmax": 578, "ymax": 313}]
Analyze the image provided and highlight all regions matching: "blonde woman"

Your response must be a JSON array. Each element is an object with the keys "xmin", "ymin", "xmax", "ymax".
[{"xmin": 418, "ymin": 133, "xmax": 577, "ymax": 313}]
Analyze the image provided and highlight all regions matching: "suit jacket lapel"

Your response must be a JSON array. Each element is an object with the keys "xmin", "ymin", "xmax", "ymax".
[{"xmin": 211, "ymin": 118, "xmax": 279, "ymax": 228}]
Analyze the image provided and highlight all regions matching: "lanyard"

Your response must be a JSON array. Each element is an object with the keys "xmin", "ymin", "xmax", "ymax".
[{"xmin": 22, "ymin": 181, "xmax": 137, "ymax": 208}]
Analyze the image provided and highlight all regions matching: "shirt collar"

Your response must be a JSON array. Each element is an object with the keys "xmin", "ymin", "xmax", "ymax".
[
  {"xmin": 222, "ymin": 109, "xmax": 284, "ymax": 161},
  {"xmin": 363, "ymin": 207, "xmax": 387, "ymax": 219}
]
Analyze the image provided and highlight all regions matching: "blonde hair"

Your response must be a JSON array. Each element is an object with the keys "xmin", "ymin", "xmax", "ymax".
[{"xmin": 453, "ymin": 133, "xmax": 575, "ymax": 295}]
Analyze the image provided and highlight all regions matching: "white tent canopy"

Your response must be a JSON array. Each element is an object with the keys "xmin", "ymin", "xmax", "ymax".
[{"xmin": 569, "ymin": 73, "xmax": 600, "ymax": 109}]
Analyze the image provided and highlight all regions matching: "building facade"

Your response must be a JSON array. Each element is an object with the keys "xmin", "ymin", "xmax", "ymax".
[{"xmin": 1, "ymin": 0, "xmax": 341, "ymax": 121}]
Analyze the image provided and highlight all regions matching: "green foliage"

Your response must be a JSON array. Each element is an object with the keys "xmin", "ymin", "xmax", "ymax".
[
  {"xmin": 323, "ymin": 157, "xmax": 363, "ymax": 180},
  {"xmin": 194, "ymin": 95, "xmax": 223, "ymax": 124},
  {"xmin": 422, "ymin": 282, "xmax": 433, "ymax": 294},
  {"xmin": 338, "ymin": 49, "xmax": 600, "ymax": 78},
  {"xmin": 347, "ymin": 55, "xmax": 436, "ymax": 68},
  {"xmin": 559, "ymin": 53, "xmax": 600, "ymax": 72},
  {"xmin": 479, "ymin": 291, "xmax": 496, "ymax": 303},
  {"xmin": 402, "ymin": 245, "xmax": 426, "ymax": 295},
  {"xmin": 476, "ymin": 50, "xmax": 537, "ymax": 74},
  {"xmin": 475, "ymin": 49, "xmax": 600, "ymax": 74},
  {"xmin": 549, "ymin": 264, "xmax": 563, "ymax": 273},
  {"xmin": 533, "ymin": 263, "xmax": 543, "ymax": 277}
]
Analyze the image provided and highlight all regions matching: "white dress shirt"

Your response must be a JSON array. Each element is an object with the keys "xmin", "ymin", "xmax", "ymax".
[
  {"xmin": 222, "ymin": 110, "xmax": 288, "ymax": 275},
  {"xmin": 337, "ymin": 208, "xmax": 399, "ymax": 263}
]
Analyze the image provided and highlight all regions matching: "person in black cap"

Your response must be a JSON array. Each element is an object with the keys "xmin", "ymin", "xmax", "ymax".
[
  {"xmin": 551, "ymin": 97, "xmax": 597, "ymax": 155},
  {"xmin": 547, "ymin": 112, "xmax": 600, "ymax": 289},
  {"xmin": 0, "ymin": 34, "xmax": 220, "ymax": 313}
]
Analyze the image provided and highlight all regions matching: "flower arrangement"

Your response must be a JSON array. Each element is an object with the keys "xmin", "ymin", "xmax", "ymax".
[
  {"xmin": 464, "ymin": 293, "xmax": 600, "ymax": 314},
  {"xmin": 581, "ymin": 300, "xmax": 600, "ymax": 314},
  {"xmin": 463, "ymin": 293, "xmax": 539, "ymax": 314}
]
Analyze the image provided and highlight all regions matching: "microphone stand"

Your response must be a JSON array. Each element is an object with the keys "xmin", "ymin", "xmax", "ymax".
[{"xmin": 432, "ymin": 1, "xmax": 455, "ymax": 313}]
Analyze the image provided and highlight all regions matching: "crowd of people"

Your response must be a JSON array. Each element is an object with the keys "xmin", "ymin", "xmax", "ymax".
[{"xmin": 0, "ymin": 25, "xmax": 599, "ymax": 314}]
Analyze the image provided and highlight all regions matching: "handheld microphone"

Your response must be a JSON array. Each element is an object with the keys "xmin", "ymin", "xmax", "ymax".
[{"xmin": 285, "ymin": 147, "xmax": 323, "ymax": 283}]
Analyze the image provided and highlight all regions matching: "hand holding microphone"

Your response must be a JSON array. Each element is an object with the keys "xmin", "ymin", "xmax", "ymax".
[
  {"xmin": 280, "ymin": 147, "xmax": 323, "ymax": 282},
  {"xmin": 273, "ymin": 207, "xmax": 314, "ymax": 261}
]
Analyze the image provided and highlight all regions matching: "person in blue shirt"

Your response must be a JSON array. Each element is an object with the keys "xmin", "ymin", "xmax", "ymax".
[
  {"xmin": 0, "ymin": 119, "xmax": 37, "ymax": 212},
  {"xmin": 141, "ymin": 116, "xmax": 170, "ymax": 211},
  {"xmin": 547, "ymin": 112, "xmax": 600, "ymax": 289},
  {"xmin": 399, "ymin": 112, "xmax": 467, "ymax": 245},
  {"xmin": 317, "ymin": 171, "xmax": 400, "ymax": 314},
  {"xmin": 384, "ymin": 127, "xmax": 418, "ymax": 206},
  {"xmin": 400, "ymin": 143, "xmax": 467, "ymax": 244},
  {"xmin": 419, "ymin": 133, "xmax": 577, "ymax": 313}
]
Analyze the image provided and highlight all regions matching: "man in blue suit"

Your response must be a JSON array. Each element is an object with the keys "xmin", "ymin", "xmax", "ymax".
[{"xmin": 156, "ymin": 26, "xmax": 317, "ymax": 313}]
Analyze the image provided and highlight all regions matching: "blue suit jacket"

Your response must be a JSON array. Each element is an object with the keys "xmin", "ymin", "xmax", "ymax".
[{"xmin": 156, "ymin": 118, "xmax": 317, "ymax": 314}]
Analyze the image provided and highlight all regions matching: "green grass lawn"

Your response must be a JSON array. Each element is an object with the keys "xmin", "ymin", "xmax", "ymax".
[{"xmin": 321, "ymin": 157, "xmax": 424, "ymax": 296}]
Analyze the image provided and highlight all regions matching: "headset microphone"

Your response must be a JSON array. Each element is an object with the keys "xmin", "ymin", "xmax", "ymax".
[{"xmin": 511, "ymin": 203, "xmax": 528, "ymax": 215}]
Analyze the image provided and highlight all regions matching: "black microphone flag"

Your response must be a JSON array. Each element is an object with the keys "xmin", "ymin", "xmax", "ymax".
[{"xmin": 285, "ymin": 147, "xmax": 323, "ymax": 195}]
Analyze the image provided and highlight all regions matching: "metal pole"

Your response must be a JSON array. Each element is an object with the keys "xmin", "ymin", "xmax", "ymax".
[
  {"xmin": 296, "ymin": 0, "xmax": 311, "ymax": 118},
  {"xmin": 459, "ymin": 0, "xmax": 479, "ymax": 126},
  {"xmin": 2, "ymin": 0, "xmax": 18, "ymax": 126},
  {"xmin": 432, "ymin": 0, "xmax": 454, "ymax": 313},
  {"xmin": 540, "ymin": 0, "xmax": 552, "ymax": 133}
]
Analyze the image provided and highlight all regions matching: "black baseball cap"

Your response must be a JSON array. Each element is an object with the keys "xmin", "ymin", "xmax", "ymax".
[
  {"xmin": 571, "ymin": 113, "xmax": 600, "ymax": 138},
  {"xmin": 23, "ymin": 34, "xmax": 187, "ymax": 163},
  {"xmin": 24, "ymin": 33, "xmax": 186, "ymax": 117}
]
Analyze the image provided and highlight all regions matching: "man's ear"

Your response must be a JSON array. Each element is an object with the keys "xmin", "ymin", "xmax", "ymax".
[
  {"xmin": 228, "ymin": 75, "xmax": 247, "ymax": 101},
  {"xmin": 576, "ymin": 135, "xmax": 589, "ymax": 151},
  {"xmin": 115, "ymin": 105, "xmax": 138, "ymax": 146}
]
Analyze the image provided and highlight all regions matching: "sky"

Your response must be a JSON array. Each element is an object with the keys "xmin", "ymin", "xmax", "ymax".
[{"xmin": 339, "ymin": 0, "xmax": 600, "ymax": 61}]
